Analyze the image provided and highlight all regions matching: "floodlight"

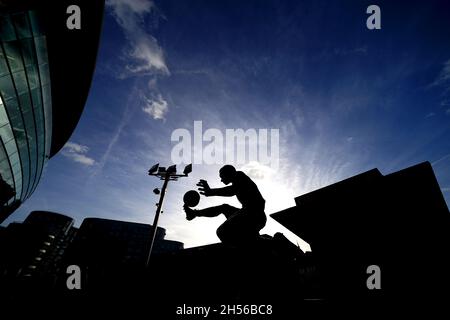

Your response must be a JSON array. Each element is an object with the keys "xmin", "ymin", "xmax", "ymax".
[
  {"xmin": 183, "ymin": 164, "xmax": 192, "ymax": 175},
  {"xmin": 148, "ymin": 163, "xmax": 159, "ymax": 175},
  {"xmin": 157, "ymin": 167, "xmax": 166, "ymax": 174},
  {"xmin": 167, "ymin": 165, "xmax": 177, "ymax": 174}
]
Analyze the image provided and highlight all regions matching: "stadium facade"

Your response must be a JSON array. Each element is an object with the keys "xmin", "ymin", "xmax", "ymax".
[{"xmin": 0, "ymin": 0, "xmax": 105, "ymax": 222}]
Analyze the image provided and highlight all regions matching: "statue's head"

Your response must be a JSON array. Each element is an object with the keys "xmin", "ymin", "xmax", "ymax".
[{"xmin": 219, "ymin": 165, "xmax": 236, "ymax": 185}]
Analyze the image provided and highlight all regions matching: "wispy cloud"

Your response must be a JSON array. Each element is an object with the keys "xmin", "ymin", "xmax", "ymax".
[
  {"xmin": 429, "ymin": 59, "xmax": 450, "ymax": 111},
  {"xmin": 106, "ymin": 0, "xmax": 169, "ymax": 77},
  {"xmin": 142, "ymin": 93, "xmax": 168, "ymax": 120},
  {"xmin": 432, "ymin": 154, "xmax": 450, "ymax": 167},
  {"xmin": 318, "ymin": 46, "xmax": 368, "ymax": 61},
  {"xmin": 431, "ymin": 59, "xmax": 450, "ymax": 88},
  {"xmin": 89, "ymin": 85, "xmax": 139, "ymax": 181},
  {"xmin": 333, "ymin": 46, "xmax": 368, "ymax": 56},
  {"xmin": 62, "ymin": 142, "xmax": 96, "ymax": 166},
  {"xmin": 107, "ymin": 0, "xmax": 171, "ymax": 120}
]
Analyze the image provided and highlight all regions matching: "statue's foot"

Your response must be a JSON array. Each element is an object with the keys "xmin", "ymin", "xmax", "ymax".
[{"xmin": 183, "ymin": 205, "xmax": 197, "ymax": 221}]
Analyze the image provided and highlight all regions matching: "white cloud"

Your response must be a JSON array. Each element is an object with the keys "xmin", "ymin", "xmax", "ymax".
[
  {"xmin": 433, "ymin": 59, "xmax": 450, "ymax": 87},
  {"xmin": 62, "ymin": 142, "xmax": 96, "ymax": 166},
  {"xmin": 108, "ymin": 0, "xmax": 153, "ymax": 16},
  {"xmin": 147, "ymin": 78, "xmax": 158, "ymax": 89},
  {"xmin": 142, "ymin": 94, "xmax": 168, "ymax": 120},
  {"xmin": 64, "ymin": 142, "xmax": 89, "ymax": 153},
  {"xmin": 240, "ymin": 161, "xmax": 275, "ymax": 180},
  {"xmin": 125, "ymin": 34, "xmax": 168, "ymax": 74},
  {"xmin": 65, "ymin": 153, "xmax": 96, "ymax": 166},
  {"xmin": 107, "ymin": 0, "xmax": 171, "ymax": 119},
  {"xmin": 106, "ymin": 0, "xmax": 169, "ymax": 77}
]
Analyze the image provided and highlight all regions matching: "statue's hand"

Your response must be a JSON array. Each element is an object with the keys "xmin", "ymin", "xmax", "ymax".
[
  {"xmin": 183, "ymin": 204, "xmax": 196, "ymax": 221},
  {"xmin": 197, "ymin": 179, "xmax": 212, "ymax": 196}
]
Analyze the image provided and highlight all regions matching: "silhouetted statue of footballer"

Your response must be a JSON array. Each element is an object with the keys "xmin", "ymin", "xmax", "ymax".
[{"xmin": 183, "ymin": 165, "xmax": 267, "ymax": 244}]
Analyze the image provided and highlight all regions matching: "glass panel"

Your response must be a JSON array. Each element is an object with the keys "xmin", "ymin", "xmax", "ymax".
[
  {"xmin": 13, "ymin": 168, "xmax": 22, "ymax": 184},
  {"xmin": 22, "ymin": 104, "xmax": 37, "ymax": 148},
  {"xmin": 34, "ymin": 116, "xmax": 44, "ymax": 181},
  {"xmin": 4, "ymin": 98, "xmax": 20, "ymax": 125},
  {"xmin": 20, "ymin": 156, "xmax": 29, "ymax": 199},
  {"xmin": 41, "ymin": 84, "xmax": 51, "ymax": 156},
  {"xmin": 13, "ymin": 129, "xmax": 26, "ymax": 149},
  {"xmin": 13, "ymin": 179, "xmax": 21, "ymax": 200},
  {"xmin": 0, "ymin": 15, "xmax": 16, "ymax": 42},
  {"xmin": 38, "ymin": 63, "xmax": 50, "ymax": 86},
  {"xmin": 0, "ymin": 170, "xmax": 14, "ymax": 200},
  {"xmin": 0, "ymin": 123, "xmax": 14, "ymax": 143},
  {"xmin": 13, "ymin": 71, "xmax": 29, "ymax": 96},
  {"xmin": 20, "ymin": 38, "xmax": 37, "ymax": 67},
  {"xmin": 31, "ymin": 141, "xmax": 43, "ymax": 193},
  {"xmin": 8, "ymin": 92, "xmax": 30, "ymax": 199},
  {"xmin": 0, "ymin": 171, "xmax": 13, "ymax": 189},
  {"xmin": 4, "ymin": 139, "xmax": 16, "ymax": 155},
  {"xmin": 9, "ymin": 152, "xmax": 19, "ymax": 168},
  {"xmin": 15, "ymin": 144, "xmax": 27, "ymax": 200},
  {"xmin": 0, "ymin": 158, "xmax": 9, "ymax": 171},
  {"xmin": 27, "ymin": 143, "xmax": 37, "ymax": 198},
  {"xmin": 34, "ymin": 104, "xmax": 43, "ymax": 134},
  {"xmin": 7, "ymin": 100, "xmax": 26, "ymax": 156},
  {"xmin": 11, "ymin": 164, "xmax": 21, "ymax": 185},
  {"xmin": 12, "ymin": 163, "xmax": 21, "ymax": 178},
  {"xmin": 26, "ymin": 65, "xmax": 39, "ymax": 91},
  {"xmin": 19, "ymin": 93, "xmax": 32, "ymax": 115},
  {"xmin": 0, "ymin": 74, "xmax": 16, "ymax": 101},
  {"xmin": 0, "ymin": 48, "xmax": 9, "ymax": 77},
  {"xmin": 34, "ymin": 154, "xmax": 44, "ymax": 189},
  {"xmin": 3, "ymin": 41, "xmax": 24, "ymax": 72},
  {"xmin": 11, "ymin": 13, "xmax": 32, "ymax": 39},
  {"xmin": 37, "ymin": 133, "xmax": 44, "ymax": 158},
  {"xmin": 0, "ymin": 139, "xmax": 8, "ymax": 161},
  {"xmin": 0, "ymin": 98, "xmax": 9, "ymax": 126},
  {"xmin": 10, "ymin": 152, "xmax": 21, "ymax": 195},
  {"xmin": 28, "ymin": 11, "xmax": 43, "ymax": 37},
  {"xmin": 30, "ymin": 87, "xmax": 42, "ymax": 108},
  {"xmin": 34, "ymin": 36, "xmax": 48, "ymax": 64},
  {"xmin": 42, "ymin": 84, "xmax": 51, "ymax": 108},
  {"xmin": 0, "ymin": 159, "xmax": 13, "ymax": 186}
]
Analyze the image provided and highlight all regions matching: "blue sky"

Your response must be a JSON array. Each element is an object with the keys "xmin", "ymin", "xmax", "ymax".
[{"xmin": 3, "ymin": 0, "xmax": 450, "ymax": 250}]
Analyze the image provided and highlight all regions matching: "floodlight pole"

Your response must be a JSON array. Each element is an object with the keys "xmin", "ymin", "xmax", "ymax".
[
  {"xmin": 146, "ymin": 173, "xmax": 170, "ymax": 267},
  {"xmin": 146, "ymin": 164, "xmax": 192, "ymax": 267}
]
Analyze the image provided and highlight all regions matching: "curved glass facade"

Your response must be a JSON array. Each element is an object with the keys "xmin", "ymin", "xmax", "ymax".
[{"xmin": 0, "ymin": 10, "xmax": 52, "ymax": 208}]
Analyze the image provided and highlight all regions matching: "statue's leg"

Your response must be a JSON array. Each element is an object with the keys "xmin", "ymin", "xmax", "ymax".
[
  {"xmin": 216, "ymin": 208, "xmax": 266, "ymax": 245},
  {"xmin": 196, "ymin": 204, "xmax": 239, "ymax": 218}
]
